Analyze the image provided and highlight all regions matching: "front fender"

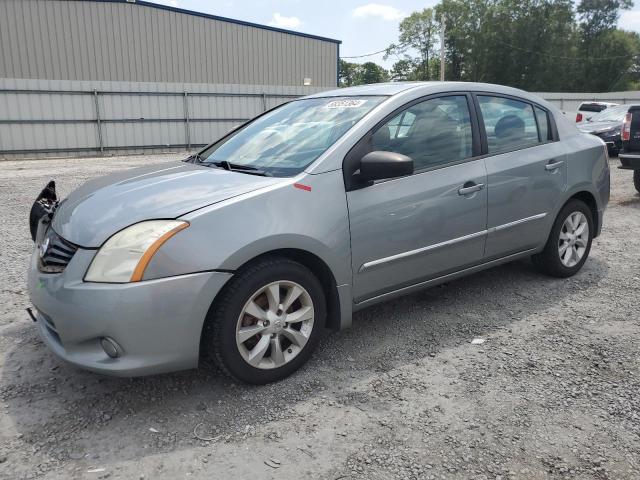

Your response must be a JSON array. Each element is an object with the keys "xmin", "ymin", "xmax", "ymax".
[{"xmin": 142, "ymin": 170, "xmax": 352, "ymax": 287}]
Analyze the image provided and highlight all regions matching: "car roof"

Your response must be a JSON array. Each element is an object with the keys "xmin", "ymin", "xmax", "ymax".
[
  {"xmin": 304, "ymin": 82, "xmax": 432, "ymax": 97},
  {"xmin": 303, "ymin": 81, "xmax": 553, "ymax": 104},
  {"xmin": 579, "ymin": 101, "xmax": 618, "ymax": 107},
  {"xmin": 590, "ymin": 103, "xmax": 640, "ymax": 112}
]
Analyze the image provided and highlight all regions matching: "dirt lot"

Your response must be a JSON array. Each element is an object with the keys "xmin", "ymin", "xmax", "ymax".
[{"xmin": 0, "ymin": 153, "xmax": 638, "ymax": 480}]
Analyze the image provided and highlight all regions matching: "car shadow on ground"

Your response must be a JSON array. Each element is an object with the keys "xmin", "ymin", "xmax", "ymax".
[
  {"xmin": 617, "ymin": 195, "xmax": 640, "ymax": 207},
  {"xmin": 1, "ymin": 256, "xmax": 609, "ymax": 466}
]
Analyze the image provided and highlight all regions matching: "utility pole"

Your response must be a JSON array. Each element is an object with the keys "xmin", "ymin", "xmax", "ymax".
[{"xmin": 439, "ymin": 18, "xmax": 446, "ymax": 82}]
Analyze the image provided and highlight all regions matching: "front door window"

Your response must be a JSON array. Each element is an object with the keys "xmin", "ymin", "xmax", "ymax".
[{"xmin": 370, "ymin": 95, "xmax": 474, "ymax": 171}]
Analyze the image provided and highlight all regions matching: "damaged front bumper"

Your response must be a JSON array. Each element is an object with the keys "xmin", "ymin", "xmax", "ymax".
[{"xmin": 27, "ymin": 246, "xmax": 232, "ymax": 376}]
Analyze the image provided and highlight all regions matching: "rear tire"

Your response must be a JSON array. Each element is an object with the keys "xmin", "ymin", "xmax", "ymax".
[
  {"xmin": 202, "ymin": 257, "xmax": 326, "ymax": 384},
  {"xmin": 532, "ymin": 199, "xmax": 593, "ymax": 278},
  {"xmin": 634, "ymin": 170, "xmax": 640, "ymax": 194}
]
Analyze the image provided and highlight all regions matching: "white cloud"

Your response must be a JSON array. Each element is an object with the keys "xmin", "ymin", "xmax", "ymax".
[
  {"xmin": 619, "ymin": 10, "xmax": 640, "ymax": 33},
  {"xmin": 268, "ymin": 13, "xmax": 302, "ymax": 29},
  {"xmin": 352, "ymin": 3, "xmax": 405, "ymax": 21}
]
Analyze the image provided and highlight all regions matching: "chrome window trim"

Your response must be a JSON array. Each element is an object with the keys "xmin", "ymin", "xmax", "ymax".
[{"xmin": 359, "ymin": 213, "xmax": 547, "ymax": 273}]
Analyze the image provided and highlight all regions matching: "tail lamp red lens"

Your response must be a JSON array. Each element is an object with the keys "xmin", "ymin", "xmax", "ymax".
[
  {"xmin": 622, "ymin": 112, "xmax": 632, "ymax": 141},
  {"xmin": 576, "ymin": 113, "xmax": 583, "ymax": 123}
]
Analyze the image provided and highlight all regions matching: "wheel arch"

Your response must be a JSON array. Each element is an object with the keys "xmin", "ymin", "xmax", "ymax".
[
  {"xmin": 211, "ymin": 248, "xmax": 344, "ymax": 332},
  {"xmin": 567, "ymin": 190, "xmax": 599, "ymax": 238}
]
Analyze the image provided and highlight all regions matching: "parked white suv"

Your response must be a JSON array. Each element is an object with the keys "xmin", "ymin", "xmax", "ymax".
[{"xmin": 575, "ymin": 101, "xmax": 618, "ymax": 123}]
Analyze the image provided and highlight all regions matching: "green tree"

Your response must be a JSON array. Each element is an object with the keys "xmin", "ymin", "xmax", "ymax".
[
  {"xmin": 385, "ymin": 0, "xmax": 637, "ymax": 91},
  {"xmin": 389, "ymin": 59, "xmax": 418, "ymax": 81},
  {"xmin": 339, "ymin": 60, "xmax": 389, "ymax": 86},
  {"xmin": 434, "ymin": 0, "xmax": 493, "ymax": 82},
  {"xmin": 579, "ymin": 29, "xmax": 640, "ymax": 91},
  {"xmin": 434, "ymin": 0, "xmax": 579, "ymax": 89},
  {"xmin": 576, "ymin": 0, "xmax": 635, "ymax": 90},
  {"xmin": 386, "ymin": 8, "xmax": 440, "ymax": 80},
  {"xmin": 339, "ymin": 59, "xmax": 359, "ymax": 87},
  {"xmin": 355, "ymin": 62, "xmax": 389, "ymax": 84},
  {"xmin": 577, "ymin": 0, "xmax": 633, "ymax": 39}
]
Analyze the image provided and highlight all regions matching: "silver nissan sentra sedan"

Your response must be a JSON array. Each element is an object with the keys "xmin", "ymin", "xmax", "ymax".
[{"xmin": 27, "ymin": 82, "xmax": 610, "ymax": 384}]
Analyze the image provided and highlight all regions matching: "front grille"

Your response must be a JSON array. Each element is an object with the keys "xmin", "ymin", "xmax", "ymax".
[{"xmin": 38, "ymin": 228, "xmax": 78, "ymax": 273}]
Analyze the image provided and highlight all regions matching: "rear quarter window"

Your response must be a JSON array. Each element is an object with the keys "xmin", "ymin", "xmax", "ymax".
[{"xmin": 534, "ymin": 106, "xmax": 551, "ymax": 142}]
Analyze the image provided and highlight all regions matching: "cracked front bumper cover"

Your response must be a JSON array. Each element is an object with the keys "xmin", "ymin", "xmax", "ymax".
[{"xmin": 27, "ymin": 247, "xmax": 232, "ymax": 376}]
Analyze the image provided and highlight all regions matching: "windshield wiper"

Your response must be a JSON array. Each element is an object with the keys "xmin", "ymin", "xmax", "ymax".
[{"xmin": 209, "ymin": 160, "xmax": 271, "ymax": 176}]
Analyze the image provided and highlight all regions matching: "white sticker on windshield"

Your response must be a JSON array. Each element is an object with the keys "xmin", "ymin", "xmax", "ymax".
[{"xmin": 325, "ymin": 99, "xmax": 366, "ymax": 109}]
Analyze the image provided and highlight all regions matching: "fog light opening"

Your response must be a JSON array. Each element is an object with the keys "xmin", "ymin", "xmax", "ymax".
[{"xmin": 100, "ymin": 337, "xmax": 122, "ymax": 359}]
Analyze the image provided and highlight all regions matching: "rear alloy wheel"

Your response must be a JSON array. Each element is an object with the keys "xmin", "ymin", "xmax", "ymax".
[
  {"xmin": 532, "ymin": 199, "xmax": 593, "ymax": 278},
  {"xmin": 557, "ymin": 211, "xmax": 590, "ymax": 268},
  {"xmin": 203, "ymin": 257, "xmax": 326, "ymax": 384}
]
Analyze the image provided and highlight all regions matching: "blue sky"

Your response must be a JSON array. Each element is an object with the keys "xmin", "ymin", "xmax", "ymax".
[{"xmin": 150, "ymin": 0, "xmax": 640, "ymax": 69}]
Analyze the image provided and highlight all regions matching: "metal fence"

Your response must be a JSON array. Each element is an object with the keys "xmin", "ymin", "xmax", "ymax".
[
  {"xmin": 0, "ymin": 79, "xmax": 326, "ymax": 159},
  {"xmin": 2, "ymin": 81, "xmax": 639, "ymax": 160},
  {"xmin": 537, "ymin": 91, "xmax": 640, "ymax": 113}
]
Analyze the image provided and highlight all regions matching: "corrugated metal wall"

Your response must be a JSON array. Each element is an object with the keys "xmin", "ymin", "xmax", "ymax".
[
  {"xmin": 0, "ymin": 0, "xmax": 339, "ymax": 87},
  {"xmin": 0, "ymin": 0, "xmax": 340, "ymax": 158},
  {"xmin": 0, "ymin": 78, "xmax": 328, "ymax": 159},
  {"xmin": 536, "ymin": 91, "xmax": 640, "ymax": 113}
]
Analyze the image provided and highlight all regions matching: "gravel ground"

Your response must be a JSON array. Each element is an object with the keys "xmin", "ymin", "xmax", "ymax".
[{"xmin": 0, "ymin": 153, "xmax": 639, "ymax": 480}]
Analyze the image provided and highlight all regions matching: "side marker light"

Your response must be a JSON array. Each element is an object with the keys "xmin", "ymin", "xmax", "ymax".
[{"xmin": 293, "ymin": 183, "xmax": 312, "ymax": 192}]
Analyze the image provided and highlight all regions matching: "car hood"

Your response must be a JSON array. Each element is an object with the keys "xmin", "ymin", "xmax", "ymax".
[
  {"xmin": 577, "ymin": 121, "xmax": 621, "ymax": 134},
  {"xmin": 52, "ymin": 162, "xmax": 283, "ymax": 247}
]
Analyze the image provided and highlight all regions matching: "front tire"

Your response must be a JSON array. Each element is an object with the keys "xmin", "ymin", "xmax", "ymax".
[
  {"xmin": 634, "ymin": 170, "xmax": 640, "ymax": 194},
  {"xmin": 202, "ymin": 257, "xmax": 326, "ymax": 384},
  {"xmin": 532, "ymin": 200, "xmax": 593, "ymax": 278}
]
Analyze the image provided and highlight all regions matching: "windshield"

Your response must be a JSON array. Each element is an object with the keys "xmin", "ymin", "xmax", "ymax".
[
  {"xmin": 589, "ymin": 105, "xmax": 628, "ymax": 122},
  {"xmin": 198, "ymin": 96, "xmax": 385, "ymax": 177}
]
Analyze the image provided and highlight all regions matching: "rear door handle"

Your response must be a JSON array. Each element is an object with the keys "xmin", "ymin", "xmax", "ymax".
[
  {"xmin": 458, "ymin": 182, "xmax": 485, "ymax": 196},
  {"xmin": 545, "ymin": 160, "xmax": 564, "ymax": 171}
]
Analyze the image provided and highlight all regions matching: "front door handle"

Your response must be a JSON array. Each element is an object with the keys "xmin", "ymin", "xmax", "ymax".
[
  {"xmin": 545, "ymin": 160, "xmax": 564, "ymax": 171},
  {"xmin": 458, "ymin": 182, "xmax": 485, "ymax": 196}
]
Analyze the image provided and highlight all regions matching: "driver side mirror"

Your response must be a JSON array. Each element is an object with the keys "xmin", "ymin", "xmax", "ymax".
[{"xmin": 359, "ymin": 151, "xmax": 414, "ymax": 182}]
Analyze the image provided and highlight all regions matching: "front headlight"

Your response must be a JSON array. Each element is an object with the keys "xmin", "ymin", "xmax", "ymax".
[{"xmin": 85, "ymin": 220, "xmax": 189, "ymax": 283}]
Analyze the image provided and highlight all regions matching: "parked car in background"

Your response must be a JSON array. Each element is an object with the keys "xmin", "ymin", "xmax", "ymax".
[
  {"xmin": 27, "ymin": 82, "xmax": 610, "ymax": 384},
  {"xmin": 575, "ymin": 101, "xmax": 618, "ymax": 123},
  {"xmin": 577, "ymin": 104, "xmax": 640, "ymax": 156},
  {"xmin": 619, "ymin": 105, "xmax": 640, "ymax": 193}
]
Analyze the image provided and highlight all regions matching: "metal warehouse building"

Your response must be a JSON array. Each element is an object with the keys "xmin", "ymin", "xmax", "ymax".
[{"xmin": 0, "ymin": 0, "xmax": 341, "ymax": 158}]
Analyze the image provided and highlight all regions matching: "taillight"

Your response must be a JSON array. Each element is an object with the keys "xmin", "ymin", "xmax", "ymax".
[
  {"xmin": 622, "ymin": 112, "xmax": 632, "ymax": 141},
  {"xmin": 576, "ymin": 113, "xmax": 583, "ymax": 123}
]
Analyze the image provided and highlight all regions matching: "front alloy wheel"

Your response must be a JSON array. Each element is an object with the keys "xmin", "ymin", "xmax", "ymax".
[
  {"xmin": 203, "ymin": 257, "xmax": 326, "ymax": 384},
  {"xmin": 236, "ymin": 281, "xmax": 314, "ymax": 369}
]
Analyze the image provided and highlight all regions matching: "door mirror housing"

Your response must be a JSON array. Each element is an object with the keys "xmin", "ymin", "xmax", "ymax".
[{"xmin": 359, "ymin": 151, "xmax": 414, "ymax": 182}]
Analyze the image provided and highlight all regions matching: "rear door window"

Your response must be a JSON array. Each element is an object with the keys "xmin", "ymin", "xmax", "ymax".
[{"xmin": 478, "ymin": 96, "xmax": 540, "ymax": 154}]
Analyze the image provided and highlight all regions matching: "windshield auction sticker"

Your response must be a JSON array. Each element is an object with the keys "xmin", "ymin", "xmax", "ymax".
[{"xmin": 325, "ymin": 99, "xmax": 366, "ymax": 109}]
